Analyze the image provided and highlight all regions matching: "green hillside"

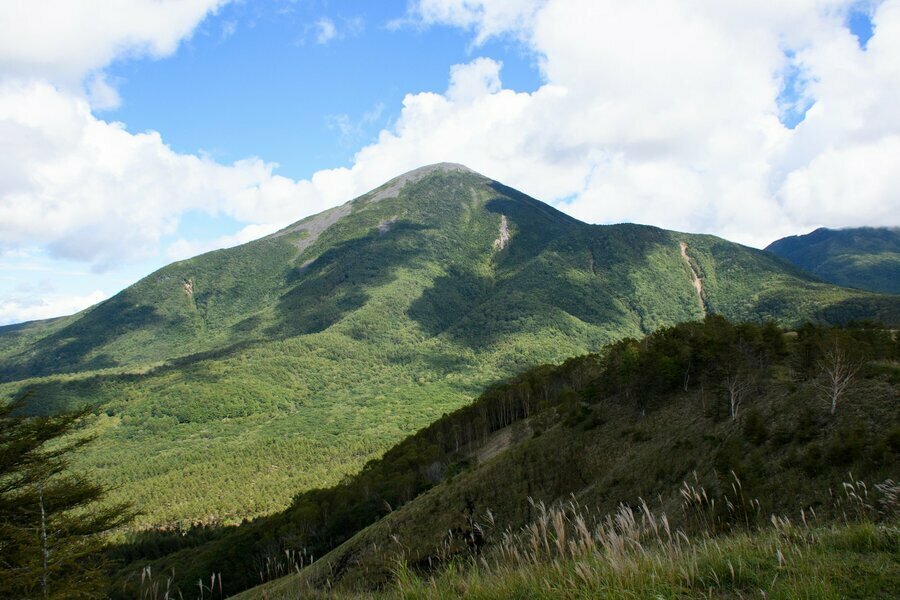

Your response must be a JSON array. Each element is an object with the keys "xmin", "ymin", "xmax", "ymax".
[
  {"xmin": 1, "ymin": 164, "xmax": 898, "ymax": 533},
  {"xmin": 119, "ymin": 318, "xmax": 899, "ymax": 598},
  {"xmin": 766, "ymin": 227, "xmax": 900, "ymax": 294}
]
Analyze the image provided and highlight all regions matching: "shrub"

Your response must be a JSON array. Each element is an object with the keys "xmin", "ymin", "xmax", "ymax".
[{"xmin": 741, "ymin": 408, "xmax": 768, "ymax": 445}]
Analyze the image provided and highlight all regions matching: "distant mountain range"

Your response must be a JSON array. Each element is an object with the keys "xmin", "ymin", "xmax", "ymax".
[
  {"xmin": 767, "ymin": 227, "xmax": 900, "ymax": 295},
  {"xmin": 1, "ymin": 163, "xmax": 898, "ymax": 533}
]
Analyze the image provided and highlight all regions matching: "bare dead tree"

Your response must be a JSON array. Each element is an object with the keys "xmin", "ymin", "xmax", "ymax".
[
  {"xmin": 725, "ymin": 371, "xmax": 753, "ymax": 420},
  {"xmin": 814, "ymin": 340, "xmax": 862, "ymax": 415},
  {"xmin": 724, "ymin": 339, "xmax": 762, "ymax": 421}
]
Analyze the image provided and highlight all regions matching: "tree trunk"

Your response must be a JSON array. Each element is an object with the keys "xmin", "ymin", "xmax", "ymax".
[{"xmin": 39, "ymin": 486, "xmax": 49, "ymax": 599}]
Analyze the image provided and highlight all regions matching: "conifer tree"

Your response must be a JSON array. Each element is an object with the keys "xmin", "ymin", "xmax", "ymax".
[{"xmin": 0, "ymin": 398, "xmax": 131, "ymax": 598}]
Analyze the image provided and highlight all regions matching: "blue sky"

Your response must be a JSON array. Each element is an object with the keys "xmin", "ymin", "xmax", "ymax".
[
  {"xmin": 106, "ymin": 2, "xmax": 542, "ymax": 179},
  {"xmin": 0, "ymin": 0, "xmax": 897, "ymax": 325},
  {"xmin": 105, "ymin": 1, "xmax": 539, "ymax": 256}
]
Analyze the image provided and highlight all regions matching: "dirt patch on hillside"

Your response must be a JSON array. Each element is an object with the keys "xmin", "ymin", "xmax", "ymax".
[
  {"xmin": 680, "ymin": 242, "xmax": 707, "ymax": 317},
  {"xmin": 492, "ymin": 215, "xmax": 510, "ymax": 251},
  {"xmin": 473, "ymin": 420, "xmax": 532, "ymax": 464},
  {"xmin": 270, "ymin": 202, "xmax": 352, "ymax": 253}
]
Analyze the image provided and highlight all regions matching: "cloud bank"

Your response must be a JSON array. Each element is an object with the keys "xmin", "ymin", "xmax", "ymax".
[
  {"xmin": 386, "ymin": 0, "xmax": 900, "ymax": 246},
  {"xmin": 0, "ymin": 289, "xmax": 108, "ymax": 326}
]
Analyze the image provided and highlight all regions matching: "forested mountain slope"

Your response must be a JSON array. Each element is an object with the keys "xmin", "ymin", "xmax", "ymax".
[
  {"xmin": 1, "ymin": 164, "xmax": 898, "ymax": 531},
  {"xmin": 766, "ymin": 226, "xmax": 900, "ymax": 294},
  {"xmin": 114, "ymin": 318, "xmax": 899, "ymax": 598}
]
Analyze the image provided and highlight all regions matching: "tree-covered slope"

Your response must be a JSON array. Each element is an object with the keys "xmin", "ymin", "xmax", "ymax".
[
  {"xmin": 0, "ymin": 165, "xmax": 898, "ymax": 531},
  {"xmin": 119, "ymin": 318, "xmax": 899, "ymax": 598},
  {"xmin": 766, "ymin": 226, "xmax": 900, "ymax": 294}
]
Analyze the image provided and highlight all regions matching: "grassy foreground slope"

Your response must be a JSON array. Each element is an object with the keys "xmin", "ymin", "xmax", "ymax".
[
  {"xmin": 125, "ymin": 318, "xmax": 899, "ymax": 598},
  {"xmin": 766, "ymin": 226, "xmax": 900, "ymax": 294},
  {"xmin": 2, "ymin": 166, "xmax": 899, "ymax": 530},
  {"xmin": 247, "ymin": 522, "xmax": 899, "ymax": 600},
  {"xmin": 388, "ymin": 521, "xmax": 900, "ymax": 600}
]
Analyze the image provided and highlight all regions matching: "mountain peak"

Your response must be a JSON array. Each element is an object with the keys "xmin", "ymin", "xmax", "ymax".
[
  {"xmin": 401, "ymin": 162, "xmax": 476, "ymax": 176},
  {"xmin": 382, "ymin": 162, "xmax": 482, "ymax": 188},
  {"xmin": 362, "ymin": 162, "xmax": 483, "ymax": 204}
]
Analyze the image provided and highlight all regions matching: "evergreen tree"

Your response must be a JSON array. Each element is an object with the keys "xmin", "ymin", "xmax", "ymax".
[{"xmin": 0, "ymin": 397, "xmax": 131, "ymax": 598}]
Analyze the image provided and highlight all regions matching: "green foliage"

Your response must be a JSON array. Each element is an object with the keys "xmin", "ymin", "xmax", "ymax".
[
  {"xmin": 111, "ymin": 355, "xmax": 601, "ymax": 596},
  {"xmin": 741, "ymin": 408, "xmax": 768, "ymax": 445}
]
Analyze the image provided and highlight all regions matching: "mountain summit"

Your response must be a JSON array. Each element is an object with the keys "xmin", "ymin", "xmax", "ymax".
[{"xmin": 1, "ymin": 166, "xmax": 898, "ymax": 527}]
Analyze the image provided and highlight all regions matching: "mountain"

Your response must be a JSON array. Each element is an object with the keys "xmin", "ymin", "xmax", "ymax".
[
  {"xmin": 1, "ymin": 164, "xmax": 898, "ymax": 531},
  {"xmin": 766, "ymin": 227, "xmax": 900, "ymax": 294}
]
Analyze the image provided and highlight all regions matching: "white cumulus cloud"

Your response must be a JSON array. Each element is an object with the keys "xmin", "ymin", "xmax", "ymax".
[
  {"xmin": 374, "ymin": 0, "xmax": 900, "ymax": 246},
  {"xmin": 0, "ymin": 1, "xmax": 350, "ymax": 273},
  {"xmin": 315, "ymin": 18, "xmax": 338, "ymax": 44},
  {"xmin": 0, "ymin": 80, "xmax": 348, "ymax": 270},
  {"xmin": 404, "ymin": 0, "xmax": 545, "ymax": 43},
  {"xmin": 165, "ymin": 223, "xmax": 282, "ymax": 262},
  {"xmin": 0, "ymin": 0, "xmax": 230, "ymax": 85},
  {"xmin": 0, "ymin": 290, "xmax": 108, "ymax": 326}
]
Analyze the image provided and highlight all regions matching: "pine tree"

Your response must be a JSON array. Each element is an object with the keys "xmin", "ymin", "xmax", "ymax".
[{"xmin": 0, "ymin": 397, "xmax": 131, "ymax": 598}]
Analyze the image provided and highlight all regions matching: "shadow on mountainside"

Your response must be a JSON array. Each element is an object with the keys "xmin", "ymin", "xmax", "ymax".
[
  {"xmin": 267, "ymin": 221, "xmax": 432, "ymax": 338},
  {"xmin": 405, "ymin": 192, "xmax": 591, "ymax": 347},
  {"xmin": 811, "ymin": 294, "xmax": 900, "ymax": 326},
  {"xmin": 6, "ymin": 222, "xmax": 434, "ymax": 414},
  {"xmin": 406, "ymin": 212, "xmax": 688, "ymax": 347},
  {"xmin": 0, "ymin": 296, "xmax": 169, "ymax": 383}
]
